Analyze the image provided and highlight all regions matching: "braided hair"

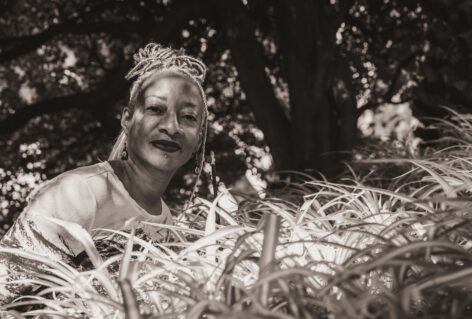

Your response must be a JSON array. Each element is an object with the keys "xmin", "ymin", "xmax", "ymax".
[{"xmin": 109, "ymin": 43, "xmax": 209, "ymax": 206}]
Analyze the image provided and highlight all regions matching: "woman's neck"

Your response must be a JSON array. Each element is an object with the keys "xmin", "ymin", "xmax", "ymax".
[{"xmin": 109, "ymin": 159, "xmax": 173, "ymax": 214}]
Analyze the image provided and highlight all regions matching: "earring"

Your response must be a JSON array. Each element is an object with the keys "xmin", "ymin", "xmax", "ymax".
[
  {"xmin": 194, "ymin": 153, "xmax": 200, "ymax": 174},
  {"xmin": 121, "ymin": 142, "xmax": 129, "ymax": 160}
]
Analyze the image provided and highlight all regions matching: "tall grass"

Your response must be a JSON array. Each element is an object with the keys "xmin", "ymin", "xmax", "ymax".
[{"xmin": 1, "ymin": 111, "xmax": 472, "ymax": 318}]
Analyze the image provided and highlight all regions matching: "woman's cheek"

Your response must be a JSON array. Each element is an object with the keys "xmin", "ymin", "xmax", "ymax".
[{"xmin": 188, "ymin": 130, "xmax": 201, "ymax": 152}]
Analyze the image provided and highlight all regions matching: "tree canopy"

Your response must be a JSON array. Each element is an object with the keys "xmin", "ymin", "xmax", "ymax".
[{"xmin": 1, "ymin": 0, "xmax": 471, "ymax": 234}]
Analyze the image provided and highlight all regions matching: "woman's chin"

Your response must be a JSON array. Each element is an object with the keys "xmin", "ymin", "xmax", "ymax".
[
  {"xmin": 144, "ymin": 154, "xmax": 181, "ymax": 172},
  {"xmin": 133, "ymin": 148, "xmax": 187, "ymax": 172}
]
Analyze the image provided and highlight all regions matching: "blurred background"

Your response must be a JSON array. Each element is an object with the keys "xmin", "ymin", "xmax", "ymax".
[{"xmin": 1, "ymin": 0, "xmax": 471, "ymax": 235}]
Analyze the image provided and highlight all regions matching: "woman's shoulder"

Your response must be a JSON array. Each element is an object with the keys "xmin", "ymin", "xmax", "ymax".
[
  {"xmin": 26, "ymin": 162, "xmax": 111, "ymax": 204},
  {"xmin": 62, "ymin": 161, "xmax": 111, "ymax": 180}
]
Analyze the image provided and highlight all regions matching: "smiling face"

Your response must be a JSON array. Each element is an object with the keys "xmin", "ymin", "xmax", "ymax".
[{"xmin": 122, "ymin": 71, "xmax": 205, "ymax": 173}]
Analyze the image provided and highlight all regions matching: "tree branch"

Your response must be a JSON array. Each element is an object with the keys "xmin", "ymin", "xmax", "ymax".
[
  {"xmin": 0, "ymin": 21, "xmax": 148, "ymax": 63},
  {"xmin": 0, "ymin": 0, "xmax": 203, "ymax": 63},
  {"xmin": 0, "ymin": 66, "xmax": 129, "ymax": 135},
  {"xmin": 0, "ymin": 0, "xmax": 206, "ymax": 135}
]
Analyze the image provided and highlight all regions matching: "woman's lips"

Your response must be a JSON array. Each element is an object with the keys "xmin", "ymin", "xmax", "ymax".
[{"xmin": 150, "ymin": 140, "xmax": 181, "ymax": 153}]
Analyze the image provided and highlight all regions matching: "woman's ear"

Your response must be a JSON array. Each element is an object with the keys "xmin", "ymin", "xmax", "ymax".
[{"xmin": 121, "ymin": 107, "xmax": 132, "ymax": 133}]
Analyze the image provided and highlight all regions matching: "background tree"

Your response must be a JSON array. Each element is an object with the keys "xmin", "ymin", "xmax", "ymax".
[
  {"xmin": 414, "ymin": 0, "xmax": 472, "ymax": 119},
  {"xmin": 1, "ymin": 0, "xmax": 470, "ymax": 234}
]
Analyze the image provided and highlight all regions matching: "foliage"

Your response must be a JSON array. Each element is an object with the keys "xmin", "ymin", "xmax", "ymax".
[
  {"xmin": 1, "ymin": 112, "xmax": 472, "ymax": 318},
  {"xmin": 414, "ymin": 0, "xmax": 472, "ymax": 119},
  {"xmin": 2, "ymin": 0, "xmax": 472, "ymax": 235}
]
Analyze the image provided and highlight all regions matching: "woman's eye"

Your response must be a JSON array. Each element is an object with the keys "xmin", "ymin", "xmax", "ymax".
[
  {"xmin": 147, "ymin": 106, "xmax": 165, "ymax": 113},
  {"xmin": 182, "ymin": 114, "xmax": 197, "ymax": 122}
]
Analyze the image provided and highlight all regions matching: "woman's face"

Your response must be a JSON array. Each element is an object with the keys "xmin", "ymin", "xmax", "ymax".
[{"xmin": 122, "ymin": 71, "xmax": 204, "ymax": 173}]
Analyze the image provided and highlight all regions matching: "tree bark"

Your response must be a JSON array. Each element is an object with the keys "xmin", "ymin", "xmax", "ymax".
[
  {"xmin": 211, "ymin": 0, "xmax": 294, "ymax": 170},
  {"xmin": 329, "ymin": 54, "xmax": 357, "ymax": 164},
  {"xmin": 275, "ymin": 1, "xmax": 326, "ymax": 172},
  {"xmin": 275, "ymin": 0, "xmax": 354, "ymax": 175}
]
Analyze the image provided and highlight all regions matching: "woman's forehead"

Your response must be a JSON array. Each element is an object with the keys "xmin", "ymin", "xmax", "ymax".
[{"xmin": 141, "ymin": 71, "xmax": 203, "ymax": 103}]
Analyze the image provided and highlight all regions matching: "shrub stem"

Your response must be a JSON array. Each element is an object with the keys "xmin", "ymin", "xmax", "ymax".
[{"xmin": 258, "ymin": 213, "xmax": 281, "ymax": 306}]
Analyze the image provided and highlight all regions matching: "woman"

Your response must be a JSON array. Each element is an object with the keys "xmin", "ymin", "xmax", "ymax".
[{"xmin": 0, "ymin": 43, "xmax": 209, "ymax": 303}]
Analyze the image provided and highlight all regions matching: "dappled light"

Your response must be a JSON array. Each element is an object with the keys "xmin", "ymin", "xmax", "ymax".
[{"xmin": 1, "ymin": 0, "xmax": 472, "ymax": 317}]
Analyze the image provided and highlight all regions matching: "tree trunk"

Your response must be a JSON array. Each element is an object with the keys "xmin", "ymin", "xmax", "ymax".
[
  {"xmin": 275, "ymin": 0, "xmax": 355, "ymax": 176},
  {"xmin": 213, "ymin": 0, "xmax": 356, "ymax": 174},
  {"xmin": 212, "ymin": 0, "xmax": 294, "ymax": 170},
  {"xmin": 330, "ymin": 54, "xmax": 357, "ymax": 165},
  {"xmin": 275, "ymin": 1, "xmax": 329, "ymax": 174}
]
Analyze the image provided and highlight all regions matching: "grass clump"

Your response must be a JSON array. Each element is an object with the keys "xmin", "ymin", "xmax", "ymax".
[{"xmin": 1, "ymin": 112, "xmax": 472, "ymax": 318}]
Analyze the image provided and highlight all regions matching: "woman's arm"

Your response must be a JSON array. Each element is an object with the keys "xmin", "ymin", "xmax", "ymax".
[{"xmin": 0, "ymin": 173, "xmax": 97, "ymax": 305}]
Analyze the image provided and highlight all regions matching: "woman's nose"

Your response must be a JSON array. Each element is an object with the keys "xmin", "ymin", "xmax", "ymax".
[{"xmin": 159, "ymin": 112, "xmax": 183, "ymax": 137}]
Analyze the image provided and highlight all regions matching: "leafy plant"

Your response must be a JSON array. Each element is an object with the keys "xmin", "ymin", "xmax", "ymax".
[{"xmin": 1, "ymin": 113, "xmax": 472, "ymax": 318}]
